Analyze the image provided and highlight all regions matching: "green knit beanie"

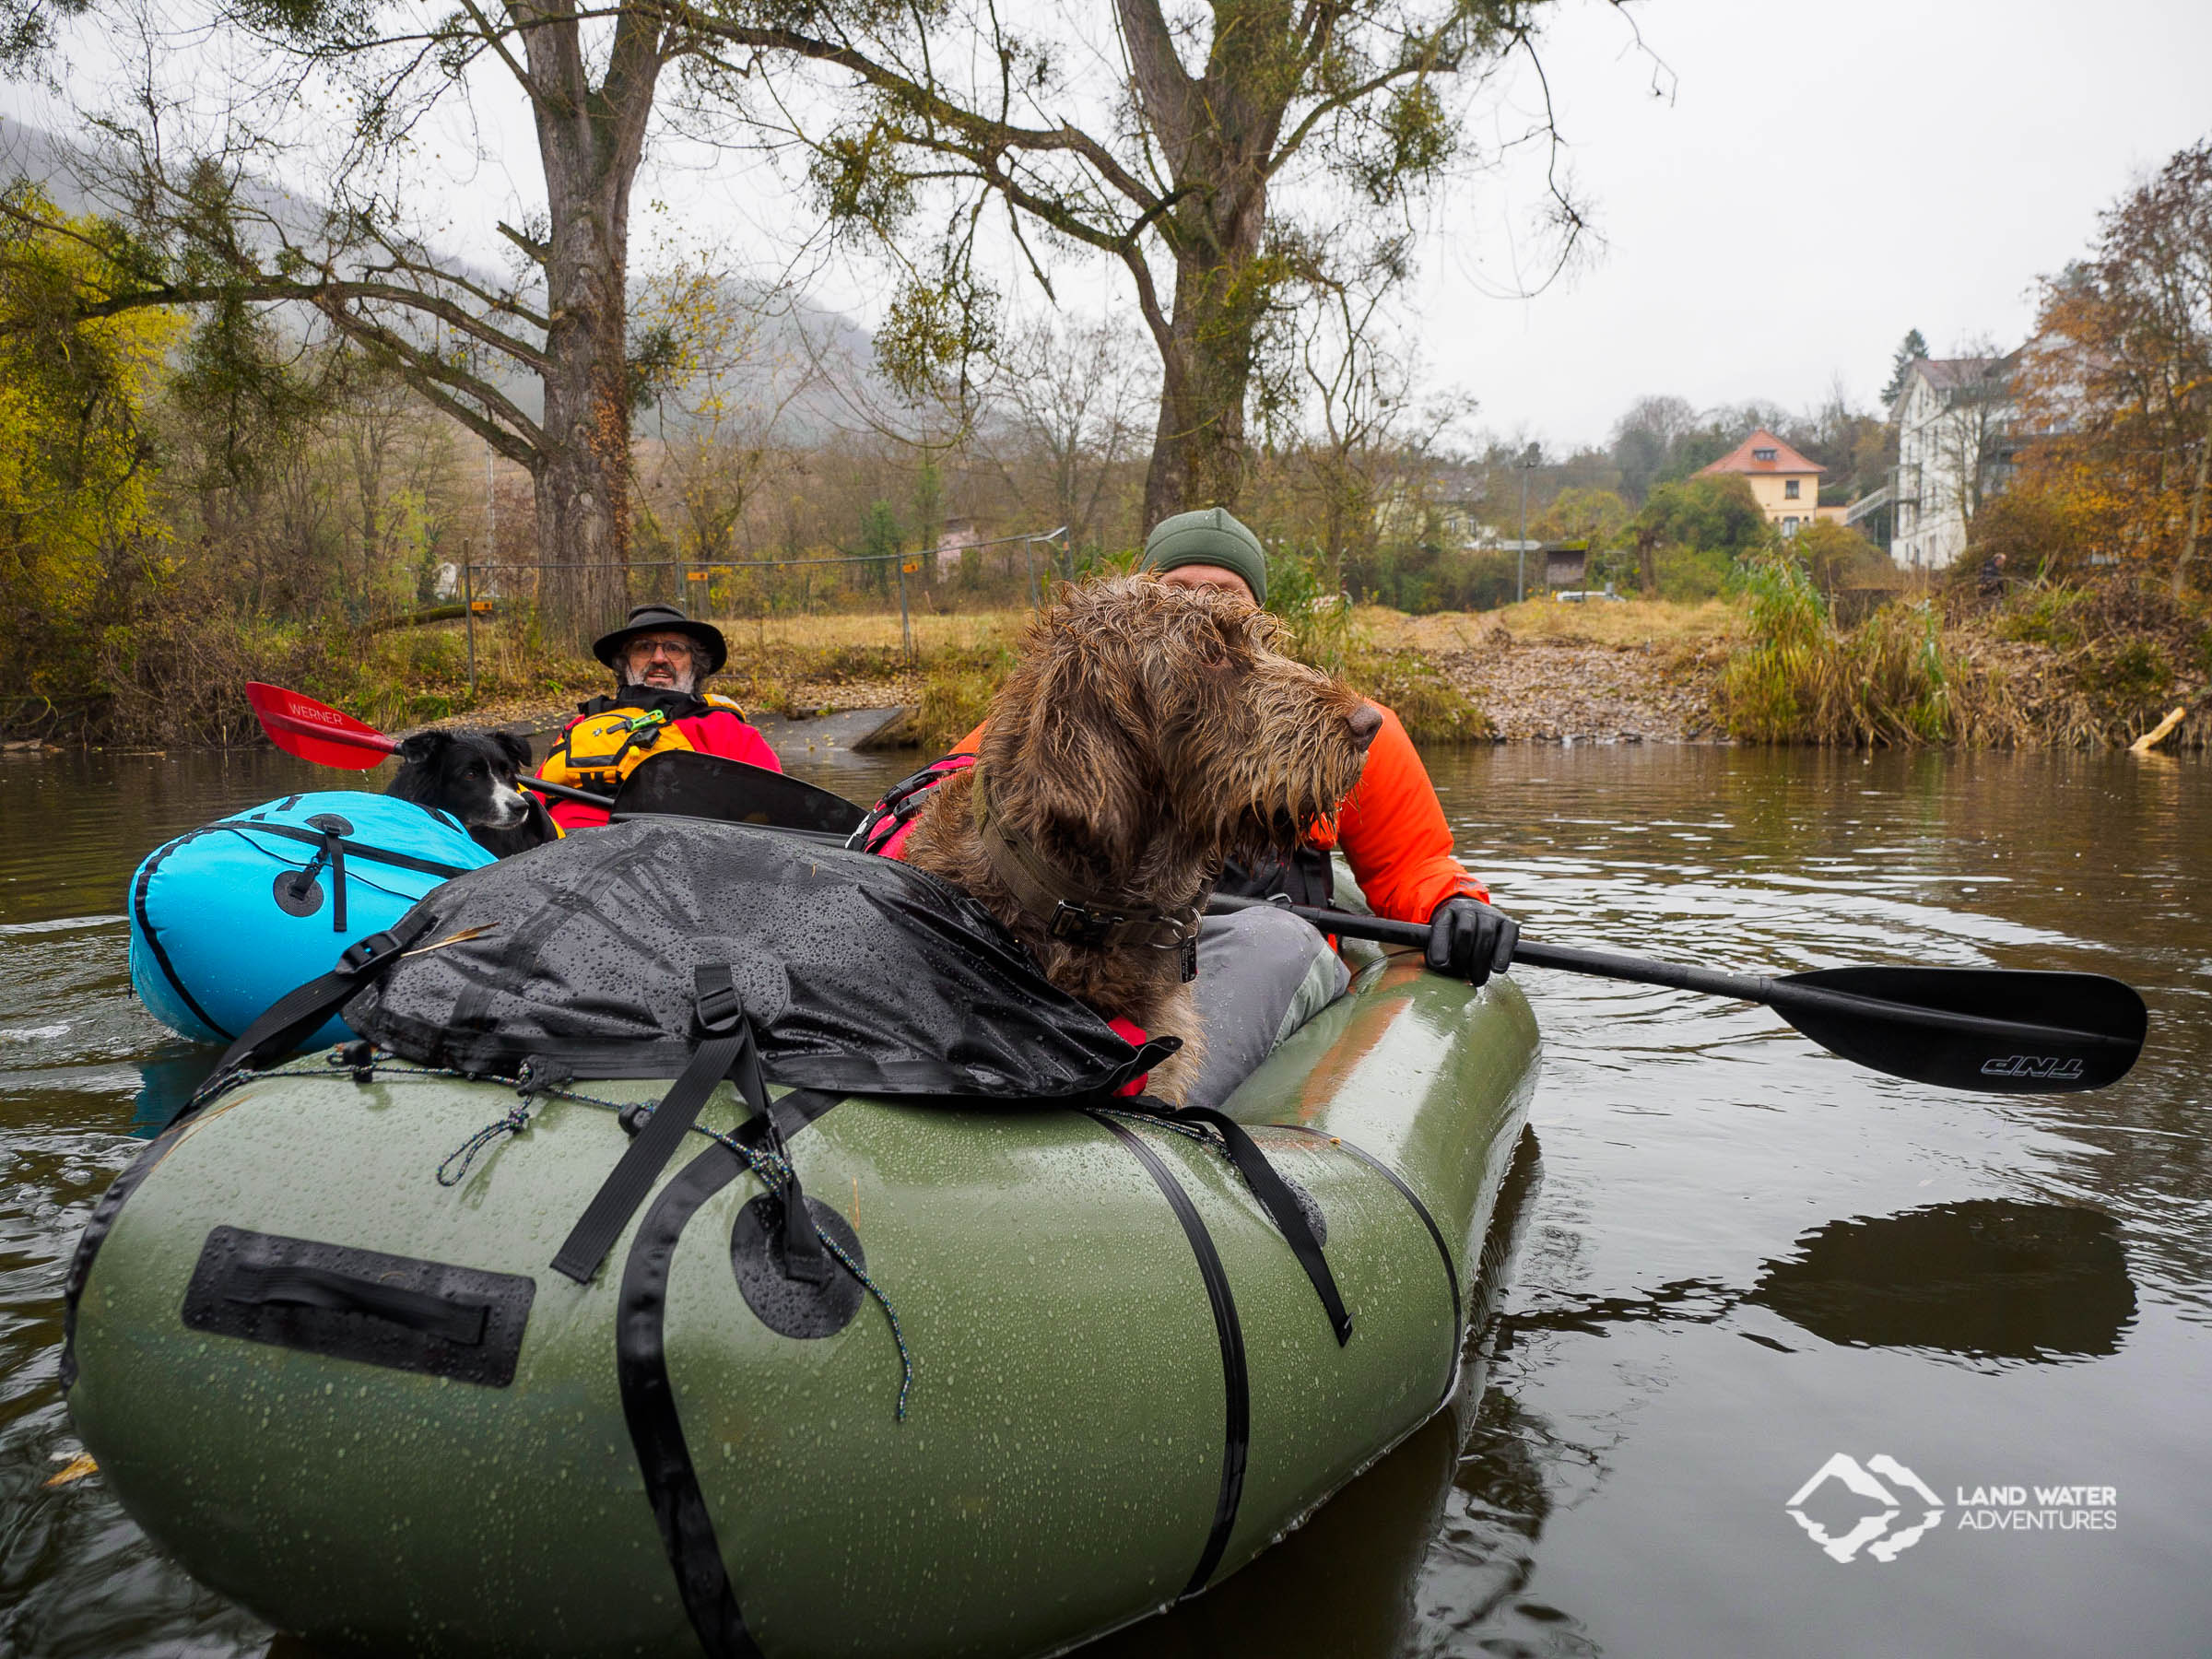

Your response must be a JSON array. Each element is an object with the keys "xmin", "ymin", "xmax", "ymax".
[{"xmin": 1138, "ymin": 507, "xmax": 1268, "ymax": 606}]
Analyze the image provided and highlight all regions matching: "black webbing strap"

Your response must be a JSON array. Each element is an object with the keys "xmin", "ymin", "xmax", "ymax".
[
  {"xmin": 551, "ymin": 965, "xmax": 772, "ymax": 1285},
  {"xmin": 169, "ymin": 912, "xmax": 440, "ymax": 1128},
  {"xmin": 324, "ymin": 826, "xmax": 347, "ymax": 932},
  {"xmin": 762, "ymin": 1090, "xmax": 828, "ymax": 1285},
  {"xmin": 616, "ymin": 1138, "xmax": 766, "ymax": 1659},
  {"xmin": 1121, "ymin": 1099, "xmax": 1353, "ymax": 1347},
  {"xmin": 1088, "ymin": 1112, "xmax": 1250, "ymax": 1598},
  {"xmin": 197, "ymin": 818, "xmax": 478, "ymax": 880},
  {"xmin": 1274, "ymin": 1123, "xmax": 1461, "ymax": 1403}
]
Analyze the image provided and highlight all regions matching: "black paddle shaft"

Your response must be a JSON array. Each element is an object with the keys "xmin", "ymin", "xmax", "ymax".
[{"xmin": 1206, "ymin": 893, "xmax": 2147, "ymax": 1095}]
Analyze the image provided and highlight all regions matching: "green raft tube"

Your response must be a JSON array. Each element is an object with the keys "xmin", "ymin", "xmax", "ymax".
[{"xmin": 66, "ymin": 947, "xmax": 1537, "ymax": 1658}]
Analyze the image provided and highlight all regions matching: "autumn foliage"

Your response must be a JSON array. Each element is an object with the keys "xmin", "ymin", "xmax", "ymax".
[{"xmin": 2000, "ymin": 141, "xmax": 2212, "ymax": 595}]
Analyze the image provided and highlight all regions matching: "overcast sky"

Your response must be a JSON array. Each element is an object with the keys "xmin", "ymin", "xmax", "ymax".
[
  {"xmin": 1436, "ymin": 0, "xmax": 2212, "ymax": 448},
  {"xmin": 9, "ymin": 0, "xmax": 2211, "ymax": 453}
]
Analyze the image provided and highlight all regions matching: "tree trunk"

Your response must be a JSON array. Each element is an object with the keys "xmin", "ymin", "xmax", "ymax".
[
  {"xmin": 2174, "ymin": 412, "xmax": 2211, "ymax": 599},
  {"xmin": 1124, "ymin": 0, "xmax": 1283, "ymax": 532},
  {"xmin": 524, "ymin": 26, "xmax": 661, "ymax": 652},
  {"xmin": 1141, "ymin": 211, "xmax": 1269, "ymax": 526}
]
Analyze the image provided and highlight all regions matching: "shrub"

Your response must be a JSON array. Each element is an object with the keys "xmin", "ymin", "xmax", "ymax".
[
  {"xmin": 1342, "ymin": 650, "xmax": 1494, "ymax": 744},
  {"xmin": 907, "ymin": 659, "xmax": 1005, "ymax": 752},
  {"xmin": 1653, "ymin": 546, "xmax": 1735, "ymax": 603},
  {"xmin": 1720, "ymin": 554, "xmax": 1829, "ymax": 740}
]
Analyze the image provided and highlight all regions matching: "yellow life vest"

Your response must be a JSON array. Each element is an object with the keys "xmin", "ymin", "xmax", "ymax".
[{"xmin": 537, "ymin": 690, "xmax": 751, "ymax": 798}]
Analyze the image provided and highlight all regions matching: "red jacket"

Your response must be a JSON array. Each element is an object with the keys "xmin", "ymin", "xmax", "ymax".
[{"xmin": 949, "ymin": 701, "xmax": 1488, "ymax": 924}]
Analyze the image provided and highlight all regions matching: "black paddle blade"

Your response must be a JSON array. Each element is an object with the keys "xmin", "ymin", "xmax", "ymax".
[
  {"xmin": 1772, "ymin": 966, "xmax": 2147, "ymax": 1094},
  {"xmin": 610, "ymin": 753, "xmax": 867, "ymax": 834}
]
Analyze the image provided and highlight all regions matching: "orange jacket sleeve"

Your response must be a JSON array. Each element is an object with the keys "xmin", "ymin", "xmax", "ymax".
[{"xmin": 1328, "ymin": 704, "xmax": 1489, "ymax": 923}]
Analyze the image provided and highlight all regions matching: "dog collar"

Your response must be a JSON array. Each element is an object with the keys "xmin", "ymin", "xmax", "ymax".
[{"xmin": 971, "ymin": 770, "xmax": 1203, "ymax": 968}]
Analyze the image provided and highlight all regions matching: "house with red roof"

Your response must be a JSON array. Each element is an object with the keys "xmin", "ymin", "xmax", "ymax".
[{"xmin": 1694, "ymin": 430, "xmax": 1845, "ymax": 537}]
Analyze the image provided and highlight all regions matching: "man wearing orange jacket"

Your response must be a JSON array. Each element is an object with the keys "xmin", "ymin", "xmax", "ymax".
[
  {"xmin": 950, "ymin": 508, "xmax": 1518, "ymax": 987},
  {"xmin": 914, "ymin": 511, "xmax": 1515, "ymax": 1110}
]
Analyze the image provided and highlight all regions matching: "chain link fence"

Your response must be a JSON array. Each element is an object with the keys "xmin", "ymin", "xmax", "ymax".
[{"xmin": 449, "ymin": 527, "xmax": 1071, "ymax": 694}]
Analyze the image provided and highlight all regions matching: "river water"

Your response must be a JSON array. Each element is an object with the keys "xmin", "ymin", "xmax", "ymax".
[{"xmin": 1, "ymin": 740, "xmax": 2206, "ymax": 1657}]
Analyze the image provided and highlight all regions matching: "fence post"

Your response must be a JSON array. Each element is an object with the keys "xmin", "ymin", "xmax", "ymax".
[
  {"xmin": 462, "ymin": 549, "xmax": 478, "ymax": 700},
  {"xmin": 896, "ymin": 553, "xmax": 914, "ymax": 660},
  {"xmin": 1024, "ymin": 539, "xmax": 1040, "ymax": 610}
]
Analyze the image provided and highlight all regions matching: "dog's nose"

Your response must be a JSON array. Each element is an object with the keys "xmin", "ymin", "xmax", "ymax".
[{"xmin": 1347, "ymin": 702, "xmax": 1383, "ymax": 750}]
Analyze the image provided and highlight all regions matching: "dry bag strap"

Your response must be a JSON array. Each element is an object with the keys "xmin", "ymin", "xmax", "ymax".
[
  {"xmin": 551, "ymin": 965, "xmax": 768, "ymax": 1285},
  {"xmin": 171, "ymin": 912, "xmax": 439, "ymax": 1127},
  {"xmin": 1121, "ymin": 1099, "xmax": 1353, "ymax": 1346}
]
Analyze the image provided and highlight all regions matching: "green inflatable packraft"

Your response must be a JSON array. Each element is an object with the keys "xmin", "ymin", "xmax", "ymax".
[{"xmin": 65, "ymin": 828, "xmax": 1539, "ymax": 1659}]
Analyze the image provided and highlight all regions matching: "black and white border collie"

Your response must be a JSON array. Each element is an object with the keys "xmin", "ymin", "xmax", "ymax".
[{"xmin": 387, "ymin": 729, "xmax": 557, "ymax": 856}]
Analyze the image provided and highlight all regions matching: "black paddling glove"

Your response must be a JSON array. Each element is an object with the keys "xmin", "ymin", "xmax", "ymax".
[{"xmin": 1426, "ymin": 896, "xmax": 1518, "ymax": 988}]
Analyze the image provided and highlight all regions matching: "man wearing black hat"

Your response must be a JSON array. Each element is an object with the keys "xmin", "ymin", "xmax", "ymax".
[{"xmin": 535, "ymin": 603, "xmax": 780, "ymax": 830}]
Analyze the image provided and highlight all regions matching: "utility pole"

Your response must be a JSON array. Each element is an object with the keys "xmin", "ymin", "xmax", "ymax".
[
  {"xmin": 1516, "ymin": 446, "xmax": 1540, "ymax": 605},
  {"xmin": 462, "ymin": 541, "xmax": 477, "ymax": 700}
]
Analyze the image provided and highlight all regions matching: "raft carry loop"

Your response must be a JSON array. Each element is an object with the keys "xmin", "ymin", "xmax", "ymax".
[
  {"xmin": 1086, "ymin": 1112, "xmax": 1250, "ymax": 1600},
  {"xmin": 170, "ymin": 912, "xmax": 441, "ymax": 1128},
  {"xmin": 551, "ymin": 964, "xmax": 827, "ymax": 1286},
  {"xmin": 1114, "ymin": 1097, "xmax": 1353, "ymax": 1347},
  {"xmin": 1274, "ymin": 1124, "xmax": 1463, "ymax": 1404}
]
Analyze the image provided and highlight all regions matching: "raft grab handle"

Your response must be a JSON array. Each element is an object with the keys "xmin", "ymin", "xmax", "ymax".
[{"xmin": 182, "ymin": 1225, "xmax": 536, "ymax": 1387}]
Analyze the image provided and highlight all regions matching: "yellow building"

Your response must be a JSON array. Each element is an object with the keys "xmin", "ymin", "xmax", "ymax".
[{"xmin": 1695, "ymin": 429, "xmax": 1846, "ymax": 537}]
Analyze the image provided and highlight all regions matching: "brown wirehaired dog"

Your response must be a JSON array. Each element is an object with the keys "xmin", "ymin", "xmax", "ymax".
[{"xmin": 900, "ymin": 575, "xmax": 1381, "ymax": 1101}]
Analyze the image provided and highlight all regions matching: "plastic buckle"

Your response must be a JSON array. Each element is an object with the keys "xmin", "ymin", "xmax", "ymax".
[
  {"xmin": 693, "ymin": 964, "xmax": 745, "ymax": 1033},
  {"xmin": 1048, "ymin": 900, "xmax": 1113, "ymax": 945},
  {"xmin": 336, "ymin": 930, "xmax": 398, "ymax": 974}
]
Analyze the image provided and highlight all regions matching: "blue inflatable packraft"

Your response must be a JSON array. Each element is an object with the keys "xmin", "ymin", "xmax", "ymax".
[{"xmin": 129, "ymin": 791, "xmax": 496, "ymax": 1049}]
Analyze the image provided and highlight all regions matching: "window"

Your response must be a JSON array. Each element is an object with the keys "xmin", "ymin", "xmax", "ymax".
[
  {"xmin": 1753, "ymin": 446, "xmax": 1777, "ymax": 462},
  {"xmin": 1784, "ymin": 478, "xmax": 1801, "ymax": 500},
  {"xmin": 1782, "ymin": 517, "xmax": 1800, "ymax": 535}
]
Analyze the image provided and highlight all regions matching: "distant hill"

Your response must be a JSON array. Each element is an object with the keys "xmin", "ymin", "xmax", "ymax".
[{"xmin": 0, "ymin": 112, "xmax": 882, "ymax": 441}]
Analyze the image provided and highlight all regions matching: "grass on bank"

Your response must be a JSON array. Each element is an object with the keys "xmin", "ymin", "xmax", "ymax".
[
  {"xmin": 1717, "ymin": 556, "xmax": 2211, "ymax": 747},
  {"xmin": 1365, "ymin": 596, "xmax": 1741, "ymax": 654}
]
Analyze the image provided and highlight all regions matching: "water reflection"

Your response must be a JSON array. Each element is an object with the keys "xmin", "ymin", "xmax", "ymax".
[
  {"xmin": 1493, "ymin": 1201, "xmax": 2136, "ymax": 1369},
  {"xmin": 1755, "ymin": 1201, "xmax": 2136, "ymax": 1364}
]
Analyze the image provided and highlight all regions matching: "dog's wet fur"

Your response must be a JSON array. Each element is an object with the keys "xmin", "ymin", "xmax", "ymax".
[
  {"xmin": 386, "ymin": 728, "xmax": 556, "ymax": 857},
  {"xmin": 900, "ymin": 575, "xmax": 1380, "ymax": 1101}
]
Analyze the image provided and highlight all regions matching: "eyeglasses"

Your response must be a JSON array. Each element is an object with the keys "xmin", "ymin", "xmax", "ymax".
[{"xmin": 627, "ymin": 637, "xmax": 695, "ymax": 663}]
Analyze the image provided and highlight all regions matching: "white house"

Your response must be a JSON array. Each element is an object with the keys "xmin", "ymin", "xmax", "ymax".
[{"xmin": 1889, "ymin": 354, "xmax": 2020, "ymax": 571}]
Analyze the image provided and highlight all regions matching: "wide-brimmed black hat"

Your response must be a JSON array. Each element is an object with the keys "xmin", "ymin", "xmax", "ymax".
[{"xmin": 592, "ymin": 604, "xmax": 727, "ymax": 677}]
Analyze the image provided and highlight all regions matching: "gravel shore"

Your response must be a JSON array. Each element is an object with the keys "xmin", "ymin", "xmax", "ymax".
[{"xmin": 1429, "ymin": 634, "xmax": 1724, "ymax": 743}]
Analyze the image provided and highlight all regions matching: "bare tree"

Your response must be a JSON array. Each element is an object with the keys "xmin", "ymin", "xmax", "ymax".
[
  {"xmin": 683, "ymin": 0, "xmax": 1627, "ymax": 524},
  {"xmin": 1926, "ymin": 343, "xmax": 2018, "ymax": 535},
  {"xmin": 1260, "ymin": 265, "xmax": 1476, "ymax": 594},
  {"xmin": 973, "ymin": 313, "xmax": 1153, "ymax": 560},
  {"xmin": 632, "ymin": 261, "xmax": 817, "ymax": 585}
]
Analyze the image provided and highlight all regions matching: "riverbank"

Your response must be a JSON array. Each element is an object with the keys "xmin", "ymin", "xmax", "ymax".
[{"xmin": 10, "ymin": 582, "xmax": 2205, "ymax": 754}]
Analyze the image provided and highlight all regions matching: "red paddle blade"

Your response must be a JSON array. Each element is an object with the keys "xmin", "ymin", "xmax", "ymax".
[{"xmin": 244, "ymin": 681, "xmax": 399, "ymax": 770}]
